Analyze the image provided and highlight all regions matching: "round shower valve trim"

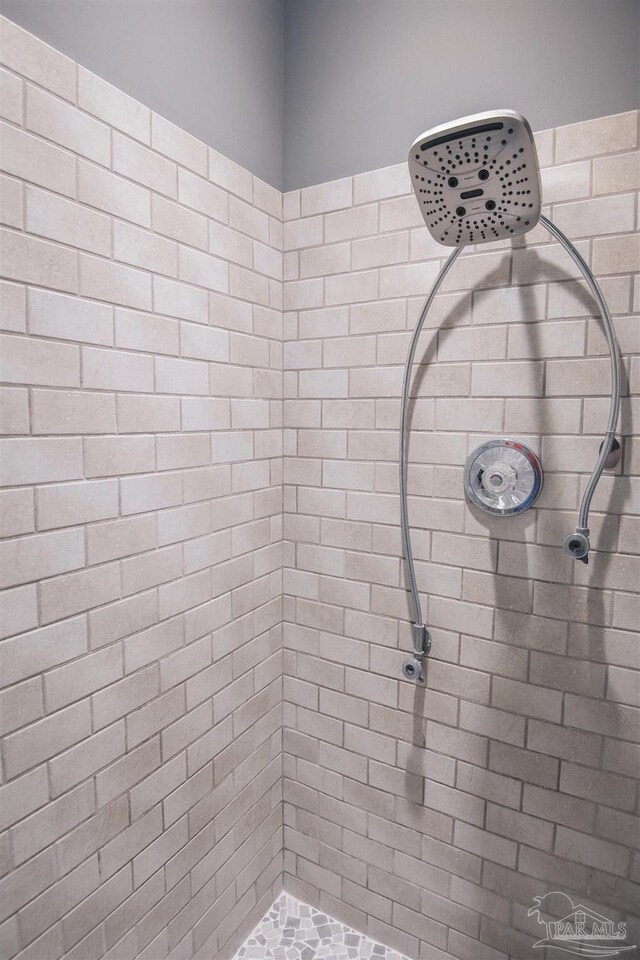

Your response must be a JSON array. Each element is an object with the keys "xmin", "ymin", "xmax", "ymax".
[{"xmin": 464, "ymin": 439, "xmax": 543, "ymax": 516}]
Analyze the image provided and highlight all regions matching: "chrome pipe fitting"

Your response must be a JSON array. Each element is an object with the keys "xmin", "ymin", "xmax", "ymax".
[
  {"xmin": 402, "ymin": 656, "xmax": 424, "ymax": 683},
  {"xmin": 401, "ymin": 624, "xmax": 430, "ymax": 683},
  {"xmin": 563, "ymin": 528, "xmax": 590, "ymax": 563}
]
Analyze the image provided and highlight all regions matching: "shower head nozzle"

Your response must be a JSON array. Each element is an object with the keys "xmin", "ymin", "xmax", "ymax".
[{"xmin": 408, "ymin": 110, "xmax": 542, "ymax": 247}]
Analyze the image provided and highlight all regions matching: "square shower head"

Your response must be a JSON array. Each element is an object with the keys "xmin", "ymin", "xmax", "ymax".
[{"xmin": 408, "ymin": 109, "xmax": 542, "ymax": 247}]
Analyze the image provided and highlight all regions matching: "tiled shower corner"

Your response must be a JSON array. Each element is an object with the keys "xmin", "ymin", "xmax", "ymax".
[
  {"xmin": 235, "ymin": 894, "xmax": 410, "ymax": 960},
  {"xmin": 1, "ymin": 11, "xmax": 638, "ymax": 960}
]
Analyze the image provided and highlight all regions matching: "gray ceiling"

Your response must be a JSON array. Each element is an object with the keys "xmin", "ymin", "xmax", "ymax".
[
  {"xmin": 2, "ymin": 0, "xmax": 639, "ymax": 191},
  {"xmin": 284, "ymin": 0, "xmax": 640, "ymax": 189},
  {"xmin": 0, "ymin": 0, "xmax": 285, "ymax": 187}
]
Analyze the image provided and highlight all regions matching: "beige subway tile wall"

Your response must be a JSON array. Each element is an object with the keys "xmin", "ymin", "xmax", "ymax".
[
  {"xmin": 282, "ymin": 114, "xmax": 640, "ymax": 958},
  {"xmin": 0, "ymin": 16, "xmax": 283, "ymax": 960},
  {"xmin": 1, "ymin": 14, "xmax": 639, "ymax": 960}
]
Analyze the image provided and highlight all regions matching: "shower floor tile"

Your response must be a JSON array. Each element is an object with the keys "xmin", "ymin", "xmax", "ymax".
[{"xmin": 235, "ymin": 893, "xmax": 411, "ymax": 960}]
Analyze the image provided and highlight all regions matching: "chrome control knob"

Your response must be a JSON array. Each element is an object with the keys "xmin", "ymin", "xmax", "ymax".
[{"xmin": 464, "ymin": 439, "xmax": 543, "ymax": 516}]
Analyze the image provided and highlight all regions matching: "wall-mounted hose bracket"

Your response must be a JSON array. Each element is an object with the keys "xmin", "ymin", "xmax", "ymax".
[
  {"xmin": 415, "ymin": 623, "xmax": 431, "ymax": 655},
  {"xmin": 402, "ymin": 625, "xmax": 429, "ymax": 683}
]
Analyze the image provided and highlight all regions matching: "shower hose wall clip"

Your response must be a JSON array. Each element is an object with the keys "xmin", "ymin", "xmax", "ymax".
[{"xmin": 399, "ymin": 216, "xmax": 621, "ymax": 679}]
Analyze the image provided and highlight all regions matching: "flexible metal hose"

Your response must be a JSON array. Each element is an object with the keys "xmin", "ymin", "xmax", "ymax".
[
  {"xmin": 398, "ymin": 245, "xmax": 464, "ymax": 636},
  {"xmin": 399, "ymin": 218, "xmax": 621, "ymax": 665},
  {"xmin": 538, "ymin": 215, "xmax": 621, "ymax": 538}
]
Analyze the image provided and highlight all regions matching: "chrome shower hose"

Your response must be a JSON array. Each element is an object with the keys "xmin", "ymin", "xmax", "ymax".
[
  {"xmin": 399, "ymin": 218, "xmax": 621, "ymax": 671},
  {"xmin": 539, "ymin": 215, "xmax": 621, "ymax": 559},
  {"xmin": 398, "ymin": 244, "xmax": 464, "ymax": 659}
]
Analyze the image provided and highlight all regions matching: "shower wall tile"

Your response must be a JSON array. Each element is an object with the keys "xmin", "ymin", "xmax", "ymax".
[
  {"xmin": 0, "ymin": 121, "xmax": 76, "ymax": 198},
  {"xmin": 79, "ymin": 160, "xmax": 153, "ymax": 228},
  {"xmin": 1, "ymin": 15, "xmax": 638, "ymax": 960},
  {"xmin": 552, "ymin": 192, "xmax": 636, "ymax": 238},
  {"xmin": 300, "ymin": 177, "xmax": 353, "ymax": 217},
  {"xmin": 0, "ymin": 17, "xmax": 283, "ymax": 960},
  {"xmin": 151, "ymin": 113, "xmax": 209, "ymax": 178},
  {"xmin": 78, "ymin": 67, "xmax": 151, "ymax": 143},
  {"xmin": 554, "ymin": 110, "xmax": 638, "ymax": 163},
  {"xmin": 592, "ymin": 233, "xmax": 640, "ymax": 274},
  {"xmin": 539, "ymin": 159, "xmax": 591, "ymax": 203},
  {"xmin": 25, "ymin": 83, "xmax": 111, "ymax": 166},
  {"xmin": 0, "ymin": 226, "xmax": 78, "ymax": 291},
  {"xmin": 592, "ymin": 151, "xmax": 640, "ymax": 194},
  {"xmin": 282, "ymin": 111, "xmax": 640, "ymax": 960},
  {"xmin": 26, "ymin": 184, "xmax": 110, "ymax": 254},
  {"xmin": 0, "ymin": 15, "xmax": 76, "ymax": 102}
]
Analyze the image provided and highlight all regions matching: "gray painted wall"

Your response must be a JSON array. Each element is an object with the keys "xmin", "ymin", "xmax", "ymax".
[
  {"xmin": 2, "ymin": 0, "xmax": 638, "ymax": 190},
  {"xmin": 284, "ymin": 0, "xmax": 640, "ymax": 188},
  {"xmin": 0, "ymin": 0, "xmax": 285, "ymax": 189}
]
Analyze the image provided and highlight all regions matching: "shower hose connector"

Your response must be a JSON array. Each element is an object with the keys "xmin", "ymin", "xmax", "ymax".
[
  {"xmin": 563, "ymin": 527, "xmax": 590, "ymax": 564},
  {"xmin": 402, "ymin": 624, "xmax": 430, "ymax": 683}
]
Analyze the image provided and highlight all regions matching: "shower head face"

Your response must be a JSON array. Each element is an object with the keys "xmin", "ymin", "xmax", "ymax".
[{"xmin": 408, "ymin": 110, "xmax": 542, "ymax": 247}]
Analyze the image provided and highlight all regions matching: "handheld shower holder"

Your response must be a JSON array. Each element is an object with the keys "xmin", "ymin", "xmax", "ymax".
[{"xmin": 413, "ymin": 623, "xmax": 431, "ymax": 657}]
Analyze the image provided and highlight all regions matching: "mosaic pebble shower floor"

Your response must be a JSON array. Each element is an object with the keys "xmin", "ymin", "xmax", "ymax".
[{"xmin": 235, "ymin": 894, "xmax": 411, "ymax": 960}]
